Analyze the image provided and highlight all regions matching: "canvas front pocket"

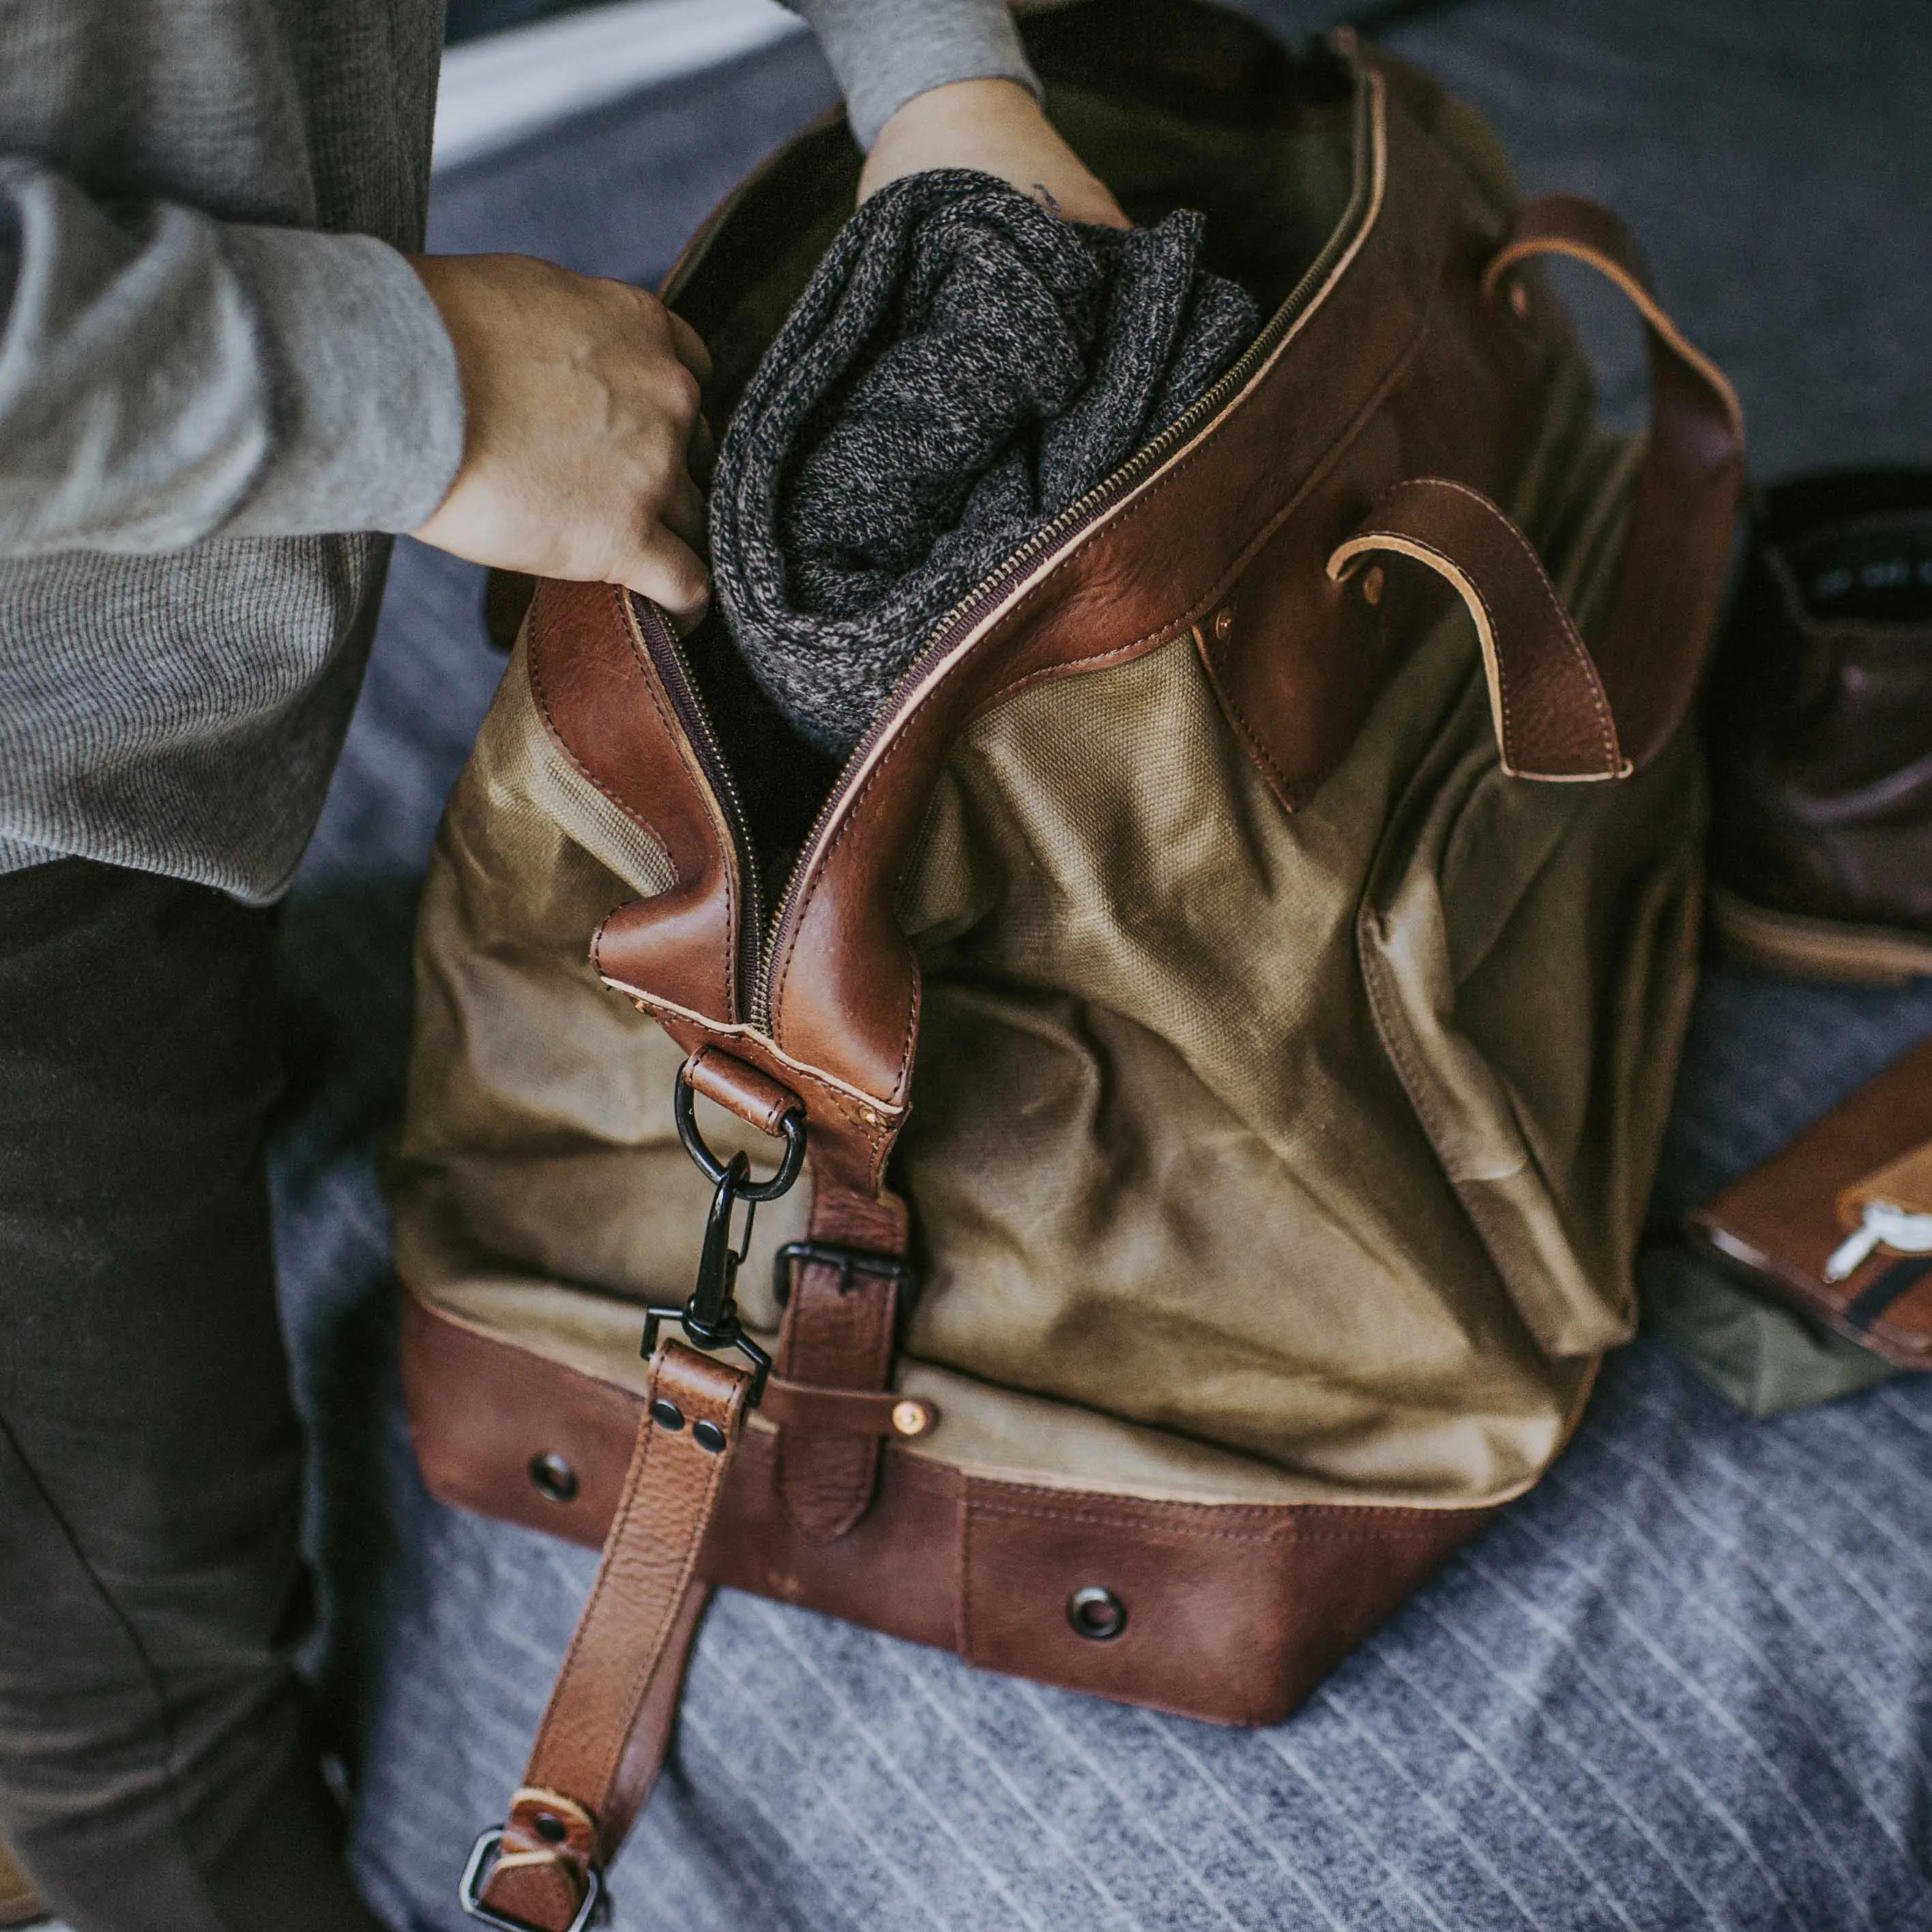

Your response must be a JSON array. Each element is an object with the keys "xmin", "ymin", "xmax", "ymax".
[{"xmin": 1357, "ymin": 656, "xmax": 1703, "ymax": 1361}]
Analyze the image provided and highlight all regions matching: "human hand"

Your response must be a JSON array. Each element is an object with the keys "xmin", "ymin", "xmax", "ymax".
[
  {"xmin": 860, "ymin": 78, "xmax": 1128, "ymax": 229},
  {"xmin": 408, "ymin": 253, "xmax": 714, "ymax": 627}
]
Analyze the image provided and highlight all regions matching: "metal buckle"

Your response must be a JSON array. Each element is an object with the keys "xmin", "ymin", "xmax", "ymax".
[
  {"xmin": 772, "ymin": 1240, "xmax": 916, "ymax": 1311},
  {"xmin": 459, "ymin": 1827, "xmax": 604, "ymax": 1932},
  {"xmin": 643, "ymin": 1076, "xmax": 808, "ymax": 1405}
]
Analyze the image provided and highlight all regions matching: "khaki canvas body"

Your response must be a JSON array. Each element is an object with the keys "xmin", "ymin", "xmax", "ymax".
[{"xmin": 390, "ymin": 3, "xmax": 1744, "ymax": 1751}]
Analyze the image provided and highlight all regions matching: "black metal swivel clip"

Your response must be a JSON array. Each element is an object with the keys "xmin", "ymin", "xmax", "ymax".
[{"xmin": 641, "ymin": 1074, "xmax": 806, "ymax": 1406}]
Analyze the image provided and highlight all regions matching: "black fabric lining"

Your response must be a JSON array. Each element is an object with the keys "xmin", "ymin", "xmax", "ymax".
[{"xmin": 1843, "ymin": 1256, "xmax": 1932, "ymax": 1332}]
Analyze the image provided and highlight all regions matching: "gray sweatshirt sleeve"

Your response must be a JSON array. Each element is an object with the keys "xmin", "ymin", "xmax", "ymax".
[
  {"xmin": 793, "ymin": 0, "xmax": 1042, "ymax": 150},
  {"xmin": 0, "ymin": 158, "xmax": 463, "ymax": 557},
  {"xmin": 0, "ymin": 0, "xmax": 1031, "ymax": 562}
]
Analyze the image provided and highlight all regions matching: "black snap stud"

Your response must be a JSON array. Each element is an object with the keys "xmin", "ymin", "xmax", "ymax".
[
  {"xmin": 649, "ymin": 1398, "xmax": 686, "ymax": 1431},
  {"xmin": 532, "ymin": 1811, "xmax": 568, "ymax": 1845},
  {"xmin": 527, "ymin": 1452, "xmax": 579, "ymax": 1504},
  {"xmin": 691, "ymin": 1418, "xmax": 728, "ymax": 1454},
  {"xmin": 1067, "ymin": 1585, "xmax": 1127, "ymax": 1641}
]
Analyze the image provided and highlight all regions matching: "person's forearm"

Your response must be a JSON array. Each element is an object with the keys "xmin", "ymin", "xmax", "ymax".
[
  {"xmin": 0, "ymin": 158, "xmax": 463, "ymax": 557},
  {"xmin": 791, "ymin": 0, "xmax": 1041, "ymax": 150}
]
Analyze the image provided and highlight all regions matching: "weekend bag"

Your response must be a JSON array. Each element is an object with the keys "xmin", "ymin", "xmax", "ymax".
[{"xmin": 387, "ymin": 8, "xmax": 1744, "ymax": 1924}]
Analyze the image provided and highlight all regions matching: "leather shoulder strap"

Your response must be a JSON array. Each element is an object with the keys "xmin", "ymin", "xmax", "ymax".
[
  {"xmin": 1485, "ymin": 192, "xmax": 1745, "ymax": 767},
  {"xmin": 467, "ymin": 1342, "xmax": 750, "ymax": 1931}
]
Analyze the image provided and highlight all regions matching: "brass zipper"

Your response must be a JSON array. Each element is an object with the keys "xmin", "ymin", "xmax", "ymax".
[{"xmin": 631, "ymin": 607, "xmax": 765, "ymax": 1020}]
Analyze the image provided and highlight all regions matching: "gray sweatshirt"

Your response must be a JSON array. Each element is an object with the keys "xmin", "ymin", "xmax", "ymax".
[{"xmin": 0, "ymin": 0, "xmax": 1038, "ymax": 898}]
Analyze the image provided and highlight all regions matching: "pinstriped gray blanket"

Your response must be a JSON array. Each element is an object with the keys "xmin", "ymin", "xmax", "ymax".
[{"xmin": 271, "ymin": 2, "xmax": 1932, "ymax": 1926}]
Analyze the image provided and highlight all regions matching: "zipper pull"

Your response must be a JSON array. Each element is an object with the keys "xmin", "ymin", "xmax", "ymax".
[{"xmin": 1824, "ymin": 1199, "xmax": 1932, "ymax": 1281}]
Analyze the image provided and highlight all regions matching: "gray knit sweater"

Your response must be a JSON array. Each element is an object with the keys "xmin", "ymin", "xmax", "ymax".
[
  {"xmin": 0, "ymin": 0, "xmax": 1038, "ymax": 899},
  {"xmin": 713, "ymin": 171, "xmax": 1258, "ymax": 755}
]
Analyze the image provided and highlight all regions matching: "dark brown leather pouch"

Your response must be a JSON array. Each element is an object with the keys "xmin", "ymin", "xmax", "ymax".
[{"xmin": 1688, "ymin": 1036, "xmax": 1932, "ymax": 1368}]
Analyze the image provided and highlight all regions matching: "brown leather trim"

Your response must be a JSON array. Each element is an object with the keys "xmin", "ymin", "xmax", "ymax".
[
  {"xmin": 682, "ymin": 1044, "xmax": 801, "ymax": 1136},
  {"xmin": 773, "ymin": 1181, "xmax": 909, "ymax": 1542},
  {"xmin": 1329, "ymin": 477, "xmax": 1626, "ymax": 781},
  {"xmin": 401, "ymin": 1281, "xmax": 1495, "ymax": 1729},
  {"xmin": 759, "ymin": 1378, "xmax": 935, "ymax": 1439},
  {"xmin": 604, "ymin": 994, "xmax": 898, "ymax": 1197},
  {"xmin": 400, "ymin": 1280, "xmax": 641, "ymax": 1547},
  {"xmin": 959, "ymin": 1476, "xmax": 1484, "ymax": 1725},
  {"xmin": 477, "ymin": 1343, "xmax": 749, "ymax": 1929},
  {"xmin": 529, "ymin": 581, "xmax": 743, "ymax": 1025},
  {"xmin": 1484, "ymin": 192, "xmax": 1745, "ymax": 769}
]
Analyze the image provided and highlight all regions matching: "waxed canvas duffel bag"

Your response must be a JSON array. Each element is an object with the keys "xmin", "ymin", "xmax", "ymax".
[{"xmin": 385, "ymin": 8, "xmax": 1744, "ymax": 1924}]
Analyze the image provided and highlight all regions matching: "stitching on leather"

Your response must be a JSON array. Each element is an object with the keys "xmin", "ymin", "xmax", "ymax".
[
  {"xmin": 958, "ymin": 1475, "xmax": 977, "ymax": 1657},
  {"xmin": 1199, "ymin": 624, "xmax": 1298, "ymax": 801},
  {"xmin": 524, "ymin": 1368, "xmax": 658, "ymax": 1786},
  {"xmin": 976, "ymin": 1494, "xmax": 1476, "ymax": 1532},
  {"xmin": 1419, "ymin": 478, "xmax": 1619, "ymax": 770},
  {"xmin": 971, "ymin": 1481, "xmax": 1489, "ymax": 1530},
  {"xmin": 1493, "ymin": 234, "xmax": 1736, "ymax": 424},
  {"xmin": 1192, "ymin": 290, "xmax": 1441, "ymax": 806},
  {"xmin": 609, "ymin": 988, "xmax": 897, "ymax": 1147},
  {"xmin": 1375, "ymin": 529, "xmax": 1521, "ymax": 760},
  {"xmin": 527, "ymin": 1349, "xmax": 731, "ymax": 1803},
  {"xmin": 1210, "ymin": 277, "xmax": 1439, "ymax": 637},
  {"xmin": 886, "ymin": 961, "xmax": 922, "ymax": 1171},
  {"xmin": 976, "ymin": 626, "xmax": 1185, "ymax": 716},
  {"xmin": 583, "ymin": 1362, "xmax": 742, "ymax": 1804},
  {"xmin": 965, "ymin": 1497, "xmax": 1487, "ymax": 1543},
  {"xmin": 594, "ymin": 1443, "xmax": 725, "ymax": 1800}
]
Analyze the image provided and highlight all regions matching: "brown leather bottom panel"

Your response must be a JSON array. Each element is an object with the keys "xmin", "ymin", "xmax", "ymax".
[{"xmin": 400, "ymin": 1287, "xmax": 1493, "ymax": 1726}]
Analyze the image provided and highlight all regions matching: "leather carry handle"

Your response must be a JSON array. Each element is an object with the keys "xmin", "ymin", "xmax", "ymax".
[
  {"xmin": 464, "ymin": 1342, "xmax": 751, "ymax": 1932},
  {"xmin": 1331, "ymin": 195, "xmax": 1742, "ymax": 783},
  {"xmin": 1487, "ymin": 194, "xmax": 1744, "ymax": 769},
  {"xmin": 1329, "ymin": 477, "xmax": 1628, "ymax": 782}
]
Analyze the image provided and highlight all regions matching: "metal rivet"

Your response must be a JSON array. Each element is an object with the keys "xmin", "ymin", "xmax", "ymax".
[
  {"xmin": 527, "ymin": 1452, "xmax": 579, "ymax": 1504},
  {"xmin": 650, "ymin": 1398, "xmax": 685, "ymax": 1431},
  {"xmin": 1361, "ymin": 564, "xmax": 1385, "ymax": 607},
  {"xmin": 1212, "ymin": 604, "xmax": 1235, "ymax": 641},
  {"xmin": 1508, "ymin": 279, "xmax": 1530, "ymax": 318},
  {"xmin": 1067, "ymin": 1585, "xmax": 1127, "ymax": 1641},
  {"xmin": 692, "ymin": 1418, "xmax": 728, "ymax": 1454},
  {"xmin": 892, "ymin": 1399, "xmax": 930, "ymax": 1438},
  {"xmin": 533, "ymin": 1811, "xmax": 568, "ymax": 1845}
]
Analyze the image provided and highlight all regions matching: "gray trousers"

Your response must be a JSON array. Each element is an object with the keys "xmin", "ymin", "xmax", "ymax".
[{"xmin": 0, "ymin": 860, "xmax": 383, "ymax": 1931}]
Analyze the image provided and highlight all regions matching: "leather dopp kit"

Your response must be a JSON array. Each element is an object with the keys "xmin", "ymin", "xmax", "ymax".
[
  {"xmin": 1690, "ymin": 1037, "xmax": 1932, "ymax": 1370},
  {"xmin": 383, "ymin": 6, "xmax": 1744, "ymax": 1924}
]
